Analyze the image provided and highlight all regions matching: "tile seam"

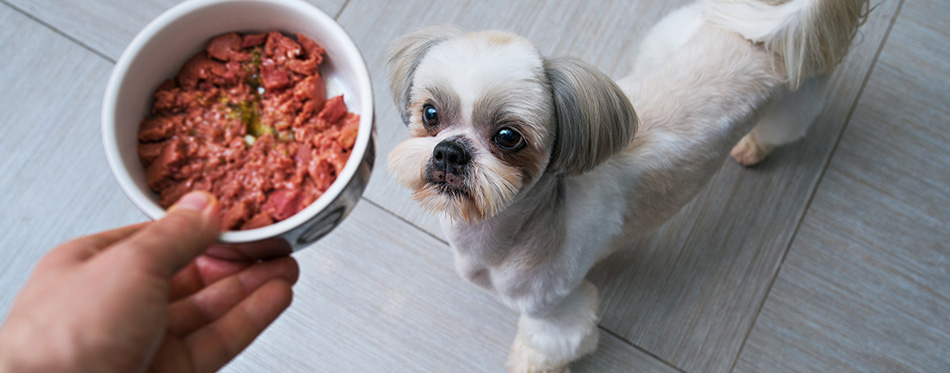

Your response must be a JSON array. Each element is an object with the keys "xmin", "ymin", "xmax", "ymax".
[
  {"xmin": 0, "ymin": 0, "xmax": 116, "ymax": 64},
  {"xmin": 726, "ymin": 1, "xmax": 908, "ymax": 371}
]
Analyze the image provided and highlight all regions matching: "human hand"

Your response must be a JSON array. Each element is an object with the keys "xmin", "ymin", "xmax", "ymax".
[{"xmin": 0, "ymin": 192, "xmax": 299, "ymax": 372}]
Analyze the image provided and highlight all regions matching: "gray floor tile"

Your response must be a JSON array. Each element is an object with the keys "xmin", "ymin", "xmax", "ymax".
[
  {"xmin": 735, "ymin": 0, "xmax": 950, "ymax": 370},
  {"xmin": 2, "ymin": 0, "xmax": 347, "ymax": 61},
  {"xmin": 224, "ymin": 202, "xmax": 676, "ymax": 372},
  {"xmin": 0, "ymin": 3, "xmax": 145, "ymax": 319}
]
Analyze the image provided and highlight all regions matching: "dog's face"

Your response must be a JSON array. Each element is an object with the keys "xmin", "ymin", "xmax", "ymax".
[
  {"xmin": 388, "ymin": 28, "xmax": 554, "ymax": 222},
  {"xmin": 387, "ymin": 26, "xmax": 637, "ymax": 223}
]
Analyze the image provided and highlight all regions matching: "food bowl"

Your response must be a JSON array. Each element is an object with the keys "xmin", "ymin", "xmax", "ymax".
[{"xmin": 102, "ymin": 0, "xmax": 375, "ymax": 254}]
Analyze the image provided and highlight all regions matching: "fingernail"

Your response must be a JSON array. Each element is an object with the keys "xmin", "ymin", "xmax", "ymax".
[{"xmin": 172, "ymin": 191, "xmax": 210, "ymax": 212}]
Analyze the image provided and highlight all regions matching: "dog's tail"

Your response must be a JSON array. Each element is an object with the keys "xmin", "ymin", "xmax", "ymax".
[{"xmin": 704, "ymin": 0, "xmax": 869, "ymax": 89}]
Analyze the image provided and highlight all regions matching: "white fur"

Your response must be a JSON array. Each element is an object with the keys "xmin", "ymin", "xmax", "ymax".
[
  {"xmin": 388, "ymin": 1, "xmax": 867, "ymax": 371},
  {"xmin": 703, "ymin": 0, "xmax": 809, "ymax": 41},
  {"xmin": 412, "ymin": 35, "xmax": 545, "ymax": 127},
  {"xmin": 750, "ymin": 76, "xmax": 826, "ymax": 146},
  {"xmin": 704, "ymin": 0, "xmax": 869, "ymax": 89},
  {"xmin": 508, "ymin": 282, "xmax": 599, "ymax": 373},
  {"xmin": 629, "ymin": 3, "xmax": 705, "ymax": 78},
  {"xmin": 730, "ymin": 74, "xmax": 829, "ymax": 165}
]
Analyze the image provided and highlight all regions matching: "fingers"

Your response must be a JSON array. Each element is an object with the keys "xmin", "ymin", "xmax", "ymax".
[
  {"xmin": 40, "ymin": 223, "xmax": 146, "ymax": 268},
  {"xmin": 169, "ymin": 239, "xmax": 296, "ymax": 301},
  {"xmin": 183, "ymin": 279, "xmax": 293, "ymax": 373},
  {"xmin": 193, "ymin": 254, "xmax": 258, "ymax": 285},
  {"xmin": 104, "ymin": 192, "xmax": 222, "ymax": 278},
  {"xmin": 205, "ymin": 239, "xmax": 293, "ymax": 261},
  {"xmin": 169, "ymin": 255, "xmax": 253, "ymax": 301},
  {"xmin": 167, "ymin": 256, "xmax": 299, "ymax": 336}
]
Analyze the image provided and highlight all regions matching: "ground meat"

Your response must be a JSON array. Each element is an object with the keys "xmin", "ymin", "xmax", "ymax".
[{"xmin": 137, "ymin": 31, "xmax": 359, "ymax": 230}]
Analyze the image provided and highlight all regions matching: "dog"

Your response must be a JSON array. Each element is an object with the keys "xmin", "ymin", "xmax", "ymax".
[{"xmin": 386, "ymin": 0, "xmax": 868, "ymax": 371}]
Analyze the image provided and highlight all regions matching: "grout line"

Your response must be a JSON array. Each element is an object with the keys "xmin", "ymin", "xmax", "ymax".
[
  {"xmin": 364, "ymin": 192, "xmax": 686, "ymax": 372},
  {"xmin": 334, "ymin": 0, "xmax": 351, "ymax": 19},
  {"xmin": 360, "ymin": 197, "xmax": 450, "ymax": 245},
  {"xmin": 1, "ymin": 0, "xmax": 116, "ymax": 64},
  {"xmin": 598, "ymin": 326, "xmax": 687, "ymax": 373},
  {"xmin": 726, "ymin": 1, "xmax": 906, "ymax": 372},
  {"xmin": 5, "ymin": 0, "xmax": 353, "ymax": 63},
  {"xmin": 362, "ymin": 194, "xmax": 686, "ymax": 372}
]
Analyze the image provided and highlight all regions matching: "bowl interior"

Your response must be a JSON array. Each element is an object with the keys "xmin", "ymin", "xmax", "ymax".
[{"xmin": 103, "ymin": 0, "xmax": 373, "ymax": 243}]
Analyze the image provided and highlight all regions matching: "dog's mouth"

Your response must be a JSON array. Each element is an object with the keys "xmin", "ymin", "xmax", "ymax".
[
  {"xmin": 431, "ymin": 182, "xmax": 471, "ymax": 199},
  {"xmin": 412, "ymin": 176, "xmax": 482, "ymax": 223},
  {"xmin": 414, "ymin": 164, "xmax": 485, "ymax": 223},
  {"xmin": 424, "ymin": 162, "xmax": 472, "ymax": 199},
  {"xmin": 425, "ymin": 171, "xmax": 472, "ymax": 200}
]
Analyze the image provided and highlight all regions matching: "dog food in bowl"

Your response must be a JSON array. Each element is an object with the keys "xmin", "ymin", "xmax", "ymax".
[{"xmin": 137, "ymin": 31, "xmax": 359, "ymax": 230}]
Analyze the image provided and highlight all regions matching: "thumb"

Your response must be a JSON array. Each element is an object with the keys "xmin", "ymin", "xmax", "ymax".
[{"xmin": 108, "ymin": 192, "xmax": 222, "ymax": 278}]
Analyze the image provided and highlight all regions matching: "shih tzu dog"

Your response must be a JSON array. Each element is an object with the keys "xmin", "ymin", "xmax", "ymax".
[{"xmin": 386, "ymin": 0, "xmax": 868, "ymax": 371}]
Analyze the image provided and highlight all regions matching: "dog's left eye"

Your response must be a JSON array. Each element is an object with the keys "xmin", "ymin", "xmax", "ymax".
[
  {"xmin": 422, "ymin": 104, "xmax": 439, "ymax": 127},
  {"xmin": 494, "ymin": 128, "xmax": 525, "ymax": 150}
]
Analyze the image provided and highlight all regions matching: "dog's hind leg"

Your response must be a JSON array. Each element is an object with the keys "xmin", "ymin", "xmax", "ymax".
[
  {"xmin": 507, "ymin": 281, "xmax": 599, "ymax": 373},
  {"xmin": 730, "ymin": 76, "xmax": 827, "ymax": 166}
]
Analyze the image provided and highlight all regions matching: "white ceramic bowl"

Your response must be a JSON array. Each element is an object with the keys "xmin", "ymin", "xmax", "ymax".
[{"xmin": 102, "ymin": 0, "xmax": 375, "ymax": 253}]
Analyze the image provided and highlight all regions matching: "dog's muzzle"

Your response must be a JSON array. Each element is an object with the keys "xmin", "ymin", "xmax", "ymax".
[{"xmin": 427, "ymin": 137, "xmax": 471, "ymax": 190}]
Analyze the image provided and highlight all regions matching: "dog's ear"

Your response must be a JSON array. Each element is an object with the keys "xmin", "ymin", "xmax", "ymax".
[
  {"xmin": 544, "ymin": 58, "xmax": 638, "ymax": 176},
  {"xmin": 388, "ymin": 25, "xmax": 461, "ymax": 125}
]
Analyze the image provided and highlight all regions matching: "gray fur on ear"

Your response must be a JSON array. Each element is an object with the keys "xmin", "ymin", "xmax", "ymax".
[
  {"xmin": 544, "ymin": 58, "xmax": 638, "ymax": 176},
  {"xmin": 387, "ymin": 25, "xmax": 462, "ymax": 125}
]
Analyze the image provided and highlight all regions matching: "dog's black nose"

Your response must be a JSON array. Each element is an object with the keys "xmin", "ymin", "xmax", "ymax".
[
  {"xmin": 428, "ymin": 138, "xmax": 472, "ymax": 188},
  {"xmin": 433, "ymin": 139, "xmax": 471, "ymax": 171}
]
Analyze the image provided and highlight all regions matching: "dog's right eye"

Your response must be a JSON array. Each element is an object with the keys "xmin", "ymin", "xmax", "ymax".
[{"xmin": 422, "ymin": 104, "xmax": 439, "ymax": 127}]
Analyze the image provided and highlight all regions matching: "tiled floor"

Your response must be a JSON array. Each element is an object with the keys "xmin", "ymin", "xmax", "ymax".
[{"xmin": 1, "ymin": 0, "xmax": 947, "ymax": 372}]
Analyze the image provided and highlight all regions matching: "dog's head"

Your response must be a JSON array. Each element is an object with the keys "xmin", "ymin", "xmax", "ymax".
[{"xmin": 387, "ymin": 25, "xmax": 637, "ymax": 223}]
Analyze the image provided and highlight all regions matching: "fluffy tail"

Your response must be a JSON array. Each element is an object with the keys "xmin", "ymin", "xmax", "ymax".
[{"xmin": 704, "ymin": 0, "xmax": 869, "ymax": 89}]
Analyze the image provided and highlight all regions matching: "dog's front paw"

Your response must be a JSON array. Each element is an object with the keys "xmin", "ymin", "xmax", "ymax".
[
  {"xmin": 730, "ymin": 133, "xmax": 773, "ymax": 167},
  {"xmin": 507, "ymin": 337, "xmax": 571, "ymax": 373}
]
